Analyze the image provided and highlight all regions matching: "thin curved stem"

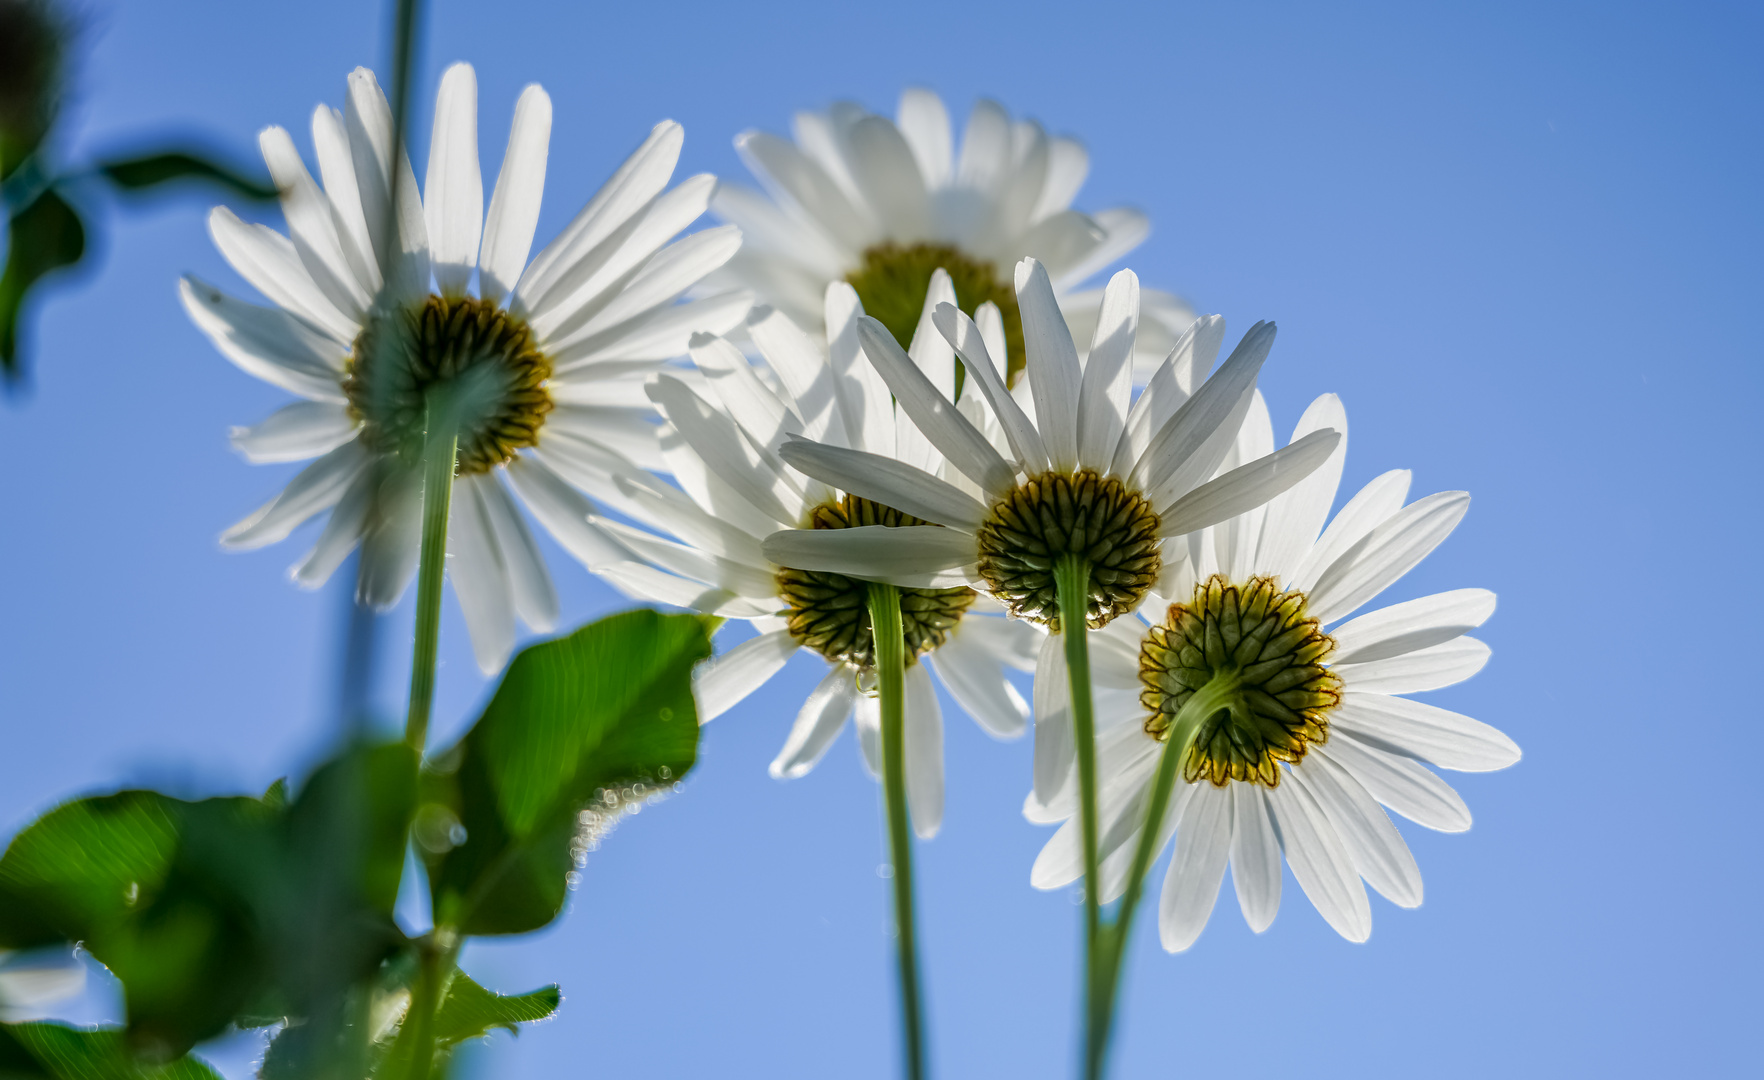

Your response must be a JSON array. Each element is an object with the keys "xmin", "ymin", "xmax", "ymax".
[
  {"xmin": 1052, "ymin": 555, "xmax": 1105, "ymax": 1079},
  {"xmin": 1088, "ymin": 674, "xmax": 1241, "ymax": 1076},
  {"xmin": 403, "ymin": 397, "xmax": 456, "ymax": 754},
  {"xmin": 869, "ymin": 582, "xmax": 927, "ymax": 1080}
]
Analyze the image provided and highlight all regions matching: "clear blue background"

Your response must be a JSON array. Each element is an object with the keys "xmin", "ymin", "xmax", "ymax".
[{"xmin": 2, "ymin": 0, "xmax": 1758, "ymax": 1076}]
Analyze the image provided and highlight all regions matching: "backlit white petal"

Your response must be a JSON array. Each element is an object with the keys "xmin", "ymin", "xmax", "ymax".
[
  {"xmin": 904, "ymin": 663, "xmax": 945, "ymax": 838},
  {"xmin": 760, "ymin": 525, "xmax": 974, "ymax": 585},
  {"xmin": 1333, "ymin": 691, "xmax": 1520, "ymax": 772},
  {"xmin": 230, "ymin": 401, "xmax": 357, "ymax": 463},
  {"xmin": 1306, "ymin": 490, "xmax": 1471, "ymax": 624},
  {"xmin": 1270, "ymin": 769, "xmax": 1372, "ymax": 943},
  {"xmin": 1229, "ymin": 784, "xmax": 1282, "ymax": 933},
  {"xmin": 1015, "ymin": 258, "xmax": 1082, "ymax": 470},
  {"xmin": 771, "ymin": 665, "xmax": 858, "ymax": 778},
  {"xmin": 698, "ymin": 629, "xmax": 800, "ymax": 723},
  {"xmin": 1331, "ymin": 588, "xmax": 1498, "ymax": 664},
  {"xmin": 1158, "ymin": 782, "xmax": 1233, "ymax": 952},
  {"xmin": 1075, "ymin": 269, "xmax": 1138, "ymax": 471},
  {"xmin": 479, "ymin": 84, "xmax": 551, "ymax": 304},
  {"xmin": 1333, "ymin": 637, "xmax": 1490, "ymax": 694}
]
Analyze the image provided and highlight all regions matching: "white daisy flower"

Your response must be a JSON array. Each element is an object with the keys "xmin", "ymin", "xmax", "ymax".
[
  {"xmin": 181, "ymin": 62, "xmax": 750, "ymax": 673},
  {"xmin": 587, "ymin": 277, "xmax": 1043, "ymax": 838},
  {"xmin": 761, "ymin": 257, "xmax": 1339, "ymax": 720},
  {"xmin": 1028, "ymin": 394, "xmax": 1521, "ymax": 949},
  {"xmin": 708, "ymin": 90, "xmax": 1195, "ymax": 385}
]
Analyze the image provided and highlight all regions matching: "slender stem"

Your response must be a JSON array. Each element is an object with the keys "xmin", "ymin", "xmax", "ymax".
[
  {"xmin": 869, "ymin": 582, "xmax": 927, "ymax": 1080},
  {"xmin": 402, "ymin": 931, "xmax": 459, "ymax": 1080},
  {"xmin": 1087, "ymin": 674, "xmax": 1241, "ymax": 1077},
  {"xmin": 403, "ymin": 398, "xmax": 456, "ymax": 753},
  {"xmin": 1052, "ymin": 555, "xmax": 1105, "ymax": 1077}
]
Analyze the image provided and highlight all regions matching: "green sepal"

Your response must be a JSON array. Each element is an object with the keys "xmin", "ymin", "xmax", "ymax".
[{"xmin": 424, "ymin": 609, "xmax": 711, "ymax": 935}]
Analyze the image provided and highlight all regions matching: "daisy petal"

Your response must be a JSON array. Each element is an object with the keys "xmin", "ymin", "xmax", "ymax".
[
  {"xmin": 1333, "ymin": 637, "xmax": 1490, "ymax": 694},
  {"xmin": 1059, "ymin": 206, "xmax": 1150, "ymax": 287},
  {"xmin": 1306, "ymin": 490, "xmax": 1471, "ymax": 624},
  {"xmin": 1331, "ymin": 588, "xmax": 1498, "ymax": 665},
  {"xmin": 1032, "ymin": 632, "xmax": 1074, "ymax": 805},
  {"xmin": 854, "ymin": 694, "xmax": 881, "ymax": 778},
  {"xmin": 207, "ymin": 208, "xmax": 358, "ymax": 343},
  {"xmin": 929, "ymin": 632, "xmax": 1028, "ymax": 739},
  {"xmin": 1160, "ymin": 428, "xmax": 1341, "ymax": 535},
  {"xmin": 1229, "ymin": 784, "xmax": 1283, "ymax": 933},
  {"xmin": 1299, "ymin": 752, "xmax": 1423, "ymax": 908},
  {"xmin": 698, "ymin": 628, "xmax": 800, "ymax": 723},
  {"xmin": 1075, "ymin": 269, "xmax": 1137, "ymax": 471},
  {"xmin": 449, "ymin": 473, "xmax": 516, "ymax": 675},
  {"xmin": 934, "ymin": 303, "xmax": 1048, "ymax": 471},
  {"xmin": 771, "ymin": 665, "xmax": 858, "ymax": 778},
  {"xmin": 1333, "ymin": 692, "xmax": 1520, "ymax": 772},
  {"xmin": 847, "ymin": 115, "xmax": 932, "ymax": 239},
  {"xmin": 1112, "ymin": 315, "xmax": 1226, "ymax": 477},
  {"xmin": 309, "ymin": 105, "xmax": 379, "ymax": 294},
  {"xmin": 1288, "ymin": 469, "xmax": 1411, "ymax": 593},
  {"xmin": 896, "ymin": 88, "xmax": 952, "ymax": 188},
  {"xmin": 776, "ymin": 437, "xmax": 988, "ymax": 530},
  {"xmin": 479, "ymin": 84, "xmax": 551, "ymax": 305},
  {"xmin": 356, "ymin": 467, "xmax": 423, "ymax": 609},
  {"xmin": 230, "ymin": 401, "xmax": 357, "ymax": 463},
  {"xmin": 180, "ymin": 277, "xmax": 345, "ymax": 401},
  {"xmin": 222, "ymin": 439, "xmax": 368, "ymax": 550},
  {"xmin": 344, "ymin": 67, "xmax": 430, "ymax": 300},
  {"xmin": 1135, "ymin": 321, "xmax": 1276, "ymax": 509},
  {"xmin": 1316, "ymin": 737, "xmax": 1471, "ymax": 833},
  {"xmin": 517, "ymin": 121, "xmax": 683, "ymax": 314},
  {"xmin": 1270, "ymin": 769, "xmax": 1372, "ymax": 943},
  {"xmin": 1256, "ymin": 393, "xmax": 1349, "ymax": 582},
  {"xmin": 904, "ymin": 663, "xmax": 946, "ymax": 839},
  {"xmin": 258, "ymin": 125, "xmax": 370, "ymax": 319},
  {"xmin": 597, "ymin": 519, "xmax": 776, "ymax": 598},
  {"xmin": 828, "ymin": 281, "xmax": 896, "ymax": 458},
  {"xmin": 292, "ymin": 468, "xmax": 374, "ymax": 589},
  {"xmin": 855, "ymin": 318, "xmax": 1014, "ymax": 496},
  {"xmin": 735, "ymin": 131, "xmax": 871, "ymax": 254},
  {"xmin": 649, "ymin": 376, "xmax": 799, "ymax": 527},
  {"xmin": 760, "ymin": 525, "xmax": 974, "ymax": 586},
  {"xmin": 502, "ymin": 455, "xmax": 627, "ymax": 568},
  {"xmin": 480, "ymin": 473, "xmax": 558, "ymax": 631},
  {"xmin": 1015, "ymin": 258, "xmax": 1082, "ymax": 470},
  {"xmin": 1158, "ymin": 782, "xmax": 1232, "ymax": 952},
  {"xmin": 424, "ymin": 63, "xmax": 483, "ymax": 297},
  {"xmin": 749, "ymin": 304, "xmax": 850, "ymax": 448}
]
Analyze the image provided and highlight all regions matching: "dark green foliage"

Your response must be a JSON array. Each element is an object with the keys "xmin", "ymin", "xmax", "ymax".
[
  {"xmin": 424, "ymin": 609, "xmax": 711, "ymax": 935},
  {"xmin": 0, "ymin": 1023, "xmax": 222, "ymax": 1080},
  {"xmin": 0, "ymin": 185, "xmax": 82, "ymax": 381},
  {"xmin": 95, "ymin": 152, "xmax": 276, "ymax": 201}
]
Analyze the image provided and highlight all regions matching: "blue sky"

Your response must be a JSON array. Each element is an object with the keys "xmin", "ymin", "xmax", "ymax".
[{"xmin": 2, "ymin": 0, "xmax": 1759, "ymax": 1076}]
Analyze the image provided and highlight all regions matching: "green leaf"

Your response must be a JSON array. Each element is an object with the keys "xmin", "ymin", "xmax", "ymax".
[
  {"xmin": 0, "ymin": 1024, "xmax": 222, "ymax": 1080},
  {"xmin": 432, "ymin": 974, "xmax": 559, "ymax": 1047},
  {"xmin": 426, "ymin": 609, "xmax": 712, "ymax": 935},
  {"xmin": 1, "ymin": 186, "xmax": 85, "ymax": 379},
  {"xmin": 96, "ymin": 151, "xmax": 276, "ymax": 202},
  {"xmin": 0, "ymin": 744, "xmax": 417, "ymax": 1060}
]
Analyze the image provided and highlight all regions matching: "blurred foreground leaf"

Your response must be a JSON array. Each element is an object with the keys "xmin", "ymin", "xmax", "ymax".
[
  {"xmin": 96, "ymin": 151, "xmax": 275, "ymax": 202},
  {"xmin": 0, "ymin": 743, "xmax": 417, "ymax": 1060},
  {"xmin": 425, "ymin": 609, "xmax": 711, "ymax": 935},
  {"xmin": 0, "ymin": 1023, "xmax": 220, "ymax": 1080},
  {"xmin": 1, "ymin": 185, "xmax": 83, "ymax": 380}
]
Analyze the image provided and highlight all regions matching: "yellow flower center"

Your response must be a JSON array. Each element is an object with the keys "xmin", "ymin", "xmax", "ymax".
[
  {"xmin": 1139, "ymin": 575, "xmax": 1342, "ymax": 788},
  {"xmin": 975, "ymin": 470, "xmax": 1162, "ymax": 631},
  {"xmin": 776, "ymin": 494, "xmax": 977, "ymax": 669},
  {"xmin": 844, "ymin": 242, "xmax": 1025, "ymax": 387},
  {"xmin": 343, "ymin": 295, "xmax": 553, "ymax": 475}
]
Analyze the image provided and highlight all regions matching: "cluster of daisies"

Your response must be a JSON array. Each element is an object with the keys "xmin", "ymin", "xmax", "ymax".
[{"xmin": 187, "ymin": 64, "xmax": 1518, "ymax": 952}]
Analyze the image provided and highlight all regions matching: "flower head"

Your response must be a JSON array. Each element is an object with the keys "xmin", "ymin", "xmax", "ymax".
[
  {"xmin": 182, "ymin": 63, "xmax": 749, "ymax": 673},
  {"xmin": 1029, "ymin": 395, "xmax": 1520, "ymax": 948},
  {"xmin": 709, "ymin": 90, "xmax": 1194, "ymax": 383},
  {"xmin": 761, "ymin": 257, "xmax": 1342, "ymax": 637},
  {"xmin": 587, "ymin": 279, "xmax": 1043, "ymax": 838}
]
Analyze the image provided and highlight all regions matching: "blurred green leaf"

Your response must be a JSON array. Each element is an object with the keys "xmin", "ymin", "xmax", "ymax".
[
  {"xmin": 1, "ymin": 185, "xmax": 84, "ymax": 380},
  {"xmin": 96, "ymin": 151, "xmax": 275, "ymax": 202},
  {"xmin": 432, "ymin": 974, "xmax": 559, "ymax": 1047},
  {"xmin": 0, "ymin": 743, "xmax": 417, "ymax": 1060},
  {"xmin": 426, "ymin": 609, "xmax": 711, "ymax": 935},
  {"xmin": 0, "ymin": 1023, "xmax": 221, "ymax": 1080}
]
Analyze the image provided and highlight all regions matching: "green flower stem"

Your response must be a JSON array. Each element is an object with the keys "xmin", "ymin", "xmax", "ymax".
[
  {"xmin": 403, "ymin": 396, "xmax": 457, "ymax": 754},
  {"xmin": 1088, "ymin": 673, "xmax": 1241, "ymax": 1078},
  {"xmin": 868, "ymin": 582, "xmax": 928, "ymax": 1080},
  {"xmin": 1052, "ymin": 555, "xmax": 1105, "ymax": 1076},
  {"xmin": 402, "ymin": 930, "xmax": 461, "ymax": 1080}
]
